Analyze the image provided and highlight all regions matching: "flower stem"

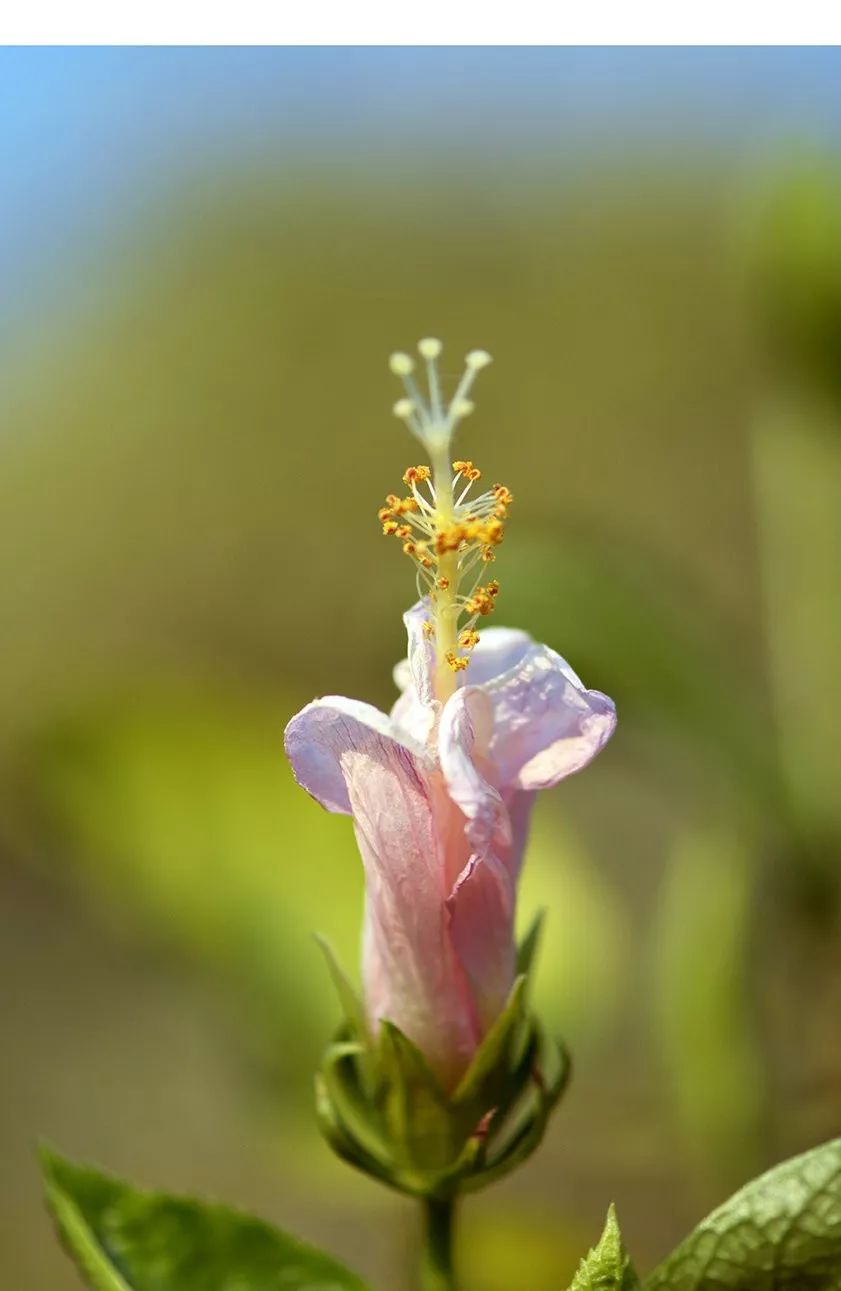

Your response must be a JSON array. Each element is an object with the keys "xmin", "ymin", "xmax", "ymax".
[{"xmin": 420, "ymin": 1197, "xmax": 457, "ymax": 1291}]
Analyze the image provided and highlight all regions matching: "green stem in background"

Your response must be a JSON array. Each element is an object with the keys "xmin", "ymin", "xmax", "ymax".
[{"xmin": 420, "ymin": 1197, "xmax": 457, "ymax": 1291}]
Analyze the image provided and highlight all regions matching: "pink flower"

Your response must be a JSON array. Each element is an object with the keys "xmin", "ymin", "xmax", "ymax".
[{"xmin": 284, "ymin": 600, "xmax": 615, "ymax": 1091}]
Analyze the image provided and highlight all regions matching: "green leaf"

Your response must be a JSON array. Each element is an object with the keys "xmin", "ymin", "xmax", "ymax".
[
  {"xmin": 645, "ymin": 1136, "xmax": 841, "ymax": 1290},
  {"xmin": 569, "ymin": 1205, "xmax": 640, "ymax": 1290},
  {"xmin": 40, "ymin": 1145, "xmax": 371, "ymax": 1291}
]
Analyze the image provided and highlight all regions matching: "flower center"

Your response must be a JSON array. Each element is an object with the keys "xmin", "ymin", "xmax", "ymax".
[{"xmin": 378, "ymin": 339, "xmax": 512, "ymax": 702}]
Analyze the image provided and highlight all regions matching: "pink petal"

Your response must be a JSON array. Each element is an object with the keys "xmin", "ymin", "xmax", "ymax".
[
  {"xmin": 284, "ymin": 693, "xmax": 479, "ymax": 1086},
  {"xmin": 485, "ymin": 644, "xmax": 616, "ymax": 790},
  {"xmin": 284, "ymin": 696, "xmax": 428, "ymax": 815},
  {"xmin": 351, "ymin": 760, "xmax": 480, "ymax": 1087},
  {"xmin": 447, "ymin": 848, "xmax": 516, "ymax": 1033},
  {"xmin": 390, "ymin": 600, "xmax": 438, "ymax": 744},
  {"xmin": 438, "ymin": 686, "xmax": 519, "ymax": 1032},
  {"xmin": 463, "ymin": 626, "xmax": 534, "ymax": 684},
  {"xmin": 438, "ymin": 686, "xmax": 510, "ymax": 854}
]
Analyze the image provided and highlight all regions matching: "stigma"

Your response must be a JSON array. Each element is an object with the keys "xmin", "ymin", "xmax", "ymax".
[
  {"xmin": 388, "ymin": 339, "xmax": 492, "ymax": 456},
  {"xmin": 379, "ymin": 339, "xmax": 512, "ymax": 683}
]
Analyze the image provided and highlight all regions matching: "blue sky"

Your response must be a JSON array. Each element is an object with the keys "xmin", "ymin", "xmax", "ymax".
[{"xmin": 2, "ymin": 47, "xmax": 841, "ymax": 329}]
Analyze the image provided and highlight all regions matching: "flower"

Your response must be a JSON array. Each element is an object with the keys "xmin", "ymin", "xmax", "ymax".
[{"xmin": 284, "ymin": 341, "xmax": 616, "ymax": 1091}]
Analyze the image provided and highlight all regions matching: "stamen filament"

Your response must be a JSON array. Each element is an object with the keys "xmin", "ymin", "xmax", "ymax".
[{"xmin": 382, "ymin": 340, "xmax": 507, "ymax": 696}]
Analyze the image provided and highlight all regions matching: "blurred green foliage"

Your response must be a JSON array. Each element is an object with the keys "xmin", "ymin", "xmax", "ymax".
[{"xmin": 1, "ymin": 155, "xmax": 840, "ymax": 1290}]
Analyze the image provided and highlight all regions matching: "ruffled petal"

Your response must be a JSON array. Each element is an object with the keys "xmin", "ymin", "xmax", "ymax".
[
  {"xmin": 284, "ymin": 696, "xmax": 429, "ymax": 815},
  {"xmin": 351, "ymin": 758, "xmax": 480, "ymax": 1087},
  {"xmin": 438, "ymin": 686, "xmax": 518, "ymax": 1033},
  {"xmin": 438, "ymin": 687, "xmax": 511, "ymax": 853},
  {"xmin": 484, "ymin": 644, "xmax": 616, "ymax": 790},
  {"xmin": 503, "ymin": 788, "xmax": 536, "ymax": 882},
  {"xmin": 462, "ymin": 626, "xmax": 533, "ymax": 684},
  {"xmin": 392, "ymin": 600, "xmax": 435, "ymax": 701},
  {"xmin": 391, "ymin": 600, "xmax": 438, "ymax": 744},
  {"xmin": 443, "ymin": 790, "xmax": 538, "ymax": 1032},
  {"xmin": 395, "ymin": 616, "xmax": 532, "ymax": 695},
  {"xmin": 446, "ymin": 849, "xmax": 516, "ymax": 1033}
]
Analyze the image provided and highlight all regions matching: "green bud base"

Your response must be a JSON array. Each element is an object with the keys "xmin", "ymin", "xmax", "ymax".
[{"xmin": 314, "ymin": 916, "xmax": 570, "ymax": 1200}]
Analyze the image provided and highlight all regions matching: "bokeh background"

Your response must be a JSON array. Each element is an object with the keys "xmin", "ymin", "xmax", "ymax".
[{"xmin": 2, "ymin": 45, "xmax": 841, "ymax": 1290}]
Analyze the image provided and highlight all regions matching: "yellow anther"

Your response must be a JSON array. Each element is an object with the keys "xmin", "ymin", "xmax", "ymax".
[
  {"xmin": 403, "ymin": 465, "xmax": 431, "ymax": 486},
  {"xmin": 465, "ymin": 584, "xmax": 498, "ymax": 616},
  {"xmin": 381, "ymin": 341, "xmax": 504, "ymax": 698},
  {"xmin": 483, "ymin": 517, "xmax": 505, "ymax": 545},
  {"xmin": 435, "ymin": 523, "xmax": 465, "ymax": 555}
]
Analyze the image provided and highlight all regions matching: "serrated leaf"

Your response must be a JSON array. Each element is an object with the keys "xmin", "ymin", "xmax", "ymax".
[
  {"xmin": 645, "ymin": 1136, "xmax": 841, "ymax": 1290},
  {"xmin": 40, "ymin": 1146, "xmax": 371, "ymax": 1291},
  {"xmin": 569, "ymin": 1205, "xmax": 640, "ymax": 1291}
]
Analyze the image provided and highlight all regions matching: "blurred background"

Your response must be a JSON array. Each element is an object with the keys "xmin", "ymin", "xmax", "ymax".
[{"xmin": 2, "ymin": 45, "xmax": 841, "ymax": 1290}]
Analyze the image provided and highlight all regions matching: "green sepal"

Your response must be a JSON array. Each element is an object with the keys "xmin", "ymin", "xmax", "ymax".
[
  {"xmin": 460, "ymin": 1027, "xmax": 570, "ymax": 1193},
  {"xmin": 316, "ymin": 1014, "xmax": 569, "ymax": 1200},
  {"xmin": 452, "ymin": 975, "xmax": 529, "ymax": 1110},
  {"xmin": 313, "ymin": 934, "xmax": 369, "ymax": 1045},
  {"xmin": 314, "ymin": 935, "xmax": 377, "ymax": 1098},
  {"xmin": 644, "ymin": 1135, "xmax": 841, "ymax": 1290},
  {"xmin": 568, "ymin": 1204, "xmax": 640, "ymax": 1290},
  {"xmin": 40, "ymin": 1144, "xmax": 371, "ymax": 1290},
  {"xmin": 378, "ymin": 1020, "xmax": 455, "ymax": 1172},
  {"xmin": 317, "ymin": 1038, "xmax": 396, "ymax": 1178},
  {"xmin": 314, "ymin": 915, "xmax": 570, "ymax": 1200},
  {"xmin": 517, "ymin": 908, "xmax": 546, "ymax": 981}
]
